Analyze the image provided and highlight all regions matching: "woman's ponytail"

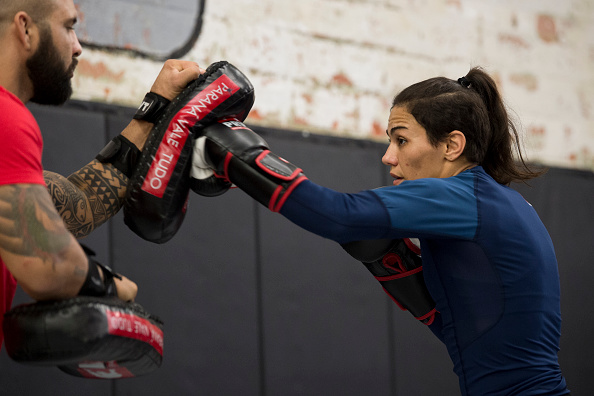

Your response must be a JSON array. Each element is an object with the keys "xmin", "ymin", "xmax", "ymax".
[{"xmin": 464, "ymin": 68, "xmax": 544, "ymax": 184}]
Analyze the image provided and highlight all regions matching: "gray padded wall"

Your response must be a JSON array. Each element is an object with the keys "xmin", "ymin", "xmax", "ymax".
[
  {"xmin": 257, "ymin": 132, "xmax": 395, "ymax": 395},
  {"xmin": 1, "ymin": 101, "xmax": 591, "ymax": 395}
]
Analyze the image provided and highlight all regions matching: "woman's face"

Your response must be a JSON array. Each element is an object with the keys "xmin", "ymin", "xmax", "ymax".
[{"xmin": 382, "ymin": 106, "xmax": 449, "ymax": 186}]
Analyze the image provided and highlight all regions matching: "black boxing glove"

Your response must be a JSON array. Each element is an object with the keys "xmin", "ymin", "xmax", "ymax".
[
  {"xmin": 192, "ymin": 118, "xmax": 307, "ymax": 212},
  {"xmin": 342, "ymin": 238, "xmax": 437, "ymax": 325},
  {"xmin": 191, "ymin": 135, "xmax": 233, "ymax": 197}
]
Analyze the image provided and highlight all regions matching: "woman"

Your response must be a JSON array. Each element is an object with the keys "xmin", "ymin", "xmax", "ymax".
[{"xmin": 195, "ymin": 67, "xmax": 570, "ymax": 395}]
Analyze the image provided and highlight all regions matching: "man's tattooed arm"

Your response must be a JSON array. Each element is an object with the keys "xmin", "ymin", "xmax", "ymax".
[
  {"xmin": 43, "ymin": 120, "xmax": 153, "ymax": 239},
  {"xmin": 44, "ymin": 160, "xmax": 129, "ymax": 238},
  {"xmin": 0, "ymin": 184, "xmax": 87, "ymax": 299}
]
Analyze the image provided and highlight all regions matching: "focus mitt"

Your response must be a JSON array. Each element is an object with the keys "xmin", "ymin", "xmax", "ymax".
[
  {"xmin": 3, "ymin": 296, "xmax": 164, "ymax": 379},
  {"xmin": 124, "ymin": 61, "xmax": 254, "ymax": 242}
]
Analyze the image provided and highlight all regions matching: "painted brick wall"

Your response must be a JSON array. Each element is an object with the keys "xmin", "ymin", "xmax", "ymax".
[{"xmin": 72, "ymin": 0, "xmax": 594, "ymax": 170}]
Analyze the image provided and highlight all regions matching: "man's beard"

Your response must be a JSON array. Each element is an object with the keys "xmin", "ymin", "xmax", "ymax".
[{"xmin": 26, "ymin": 26, "xmax": 78, "ymax": 105}]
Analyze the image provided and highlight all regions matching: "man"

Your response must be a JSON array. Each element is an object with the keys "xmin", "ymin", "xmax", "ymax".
[{"xmin": 0, "ymin": 0, "xmax": 202, "ymax": 346}]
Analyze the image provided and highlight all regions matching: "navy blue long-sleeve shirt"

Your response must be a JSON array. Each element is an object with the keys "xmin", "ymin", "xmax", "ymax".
[{"xmin": 280, "ymin": 166, "xmax": 568, "ymax": 395}]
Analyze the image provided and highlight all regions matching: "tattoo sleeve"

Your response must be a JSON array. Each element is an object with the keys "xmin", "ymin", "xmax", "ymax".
[
  {"xmin": 44, "ymin": 160, "xmax": 129, "ymax": 238},
  {"xmin": 0, "ymin": 185, "xmax": 73, "ymax": 261}
]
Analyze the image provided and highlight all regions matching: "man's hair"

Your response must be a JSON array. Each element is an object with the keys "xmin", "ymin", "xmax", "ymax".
[{"xmin": 0, "ymin": 0, "xmax": 56, "ymax": 28}]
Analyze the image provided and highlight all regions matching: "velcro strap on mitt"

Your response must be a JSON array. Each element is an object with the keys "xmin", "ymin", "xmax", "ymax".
[
  {"xmin": 3, "ymin": 296, "xmax": 164, "ymax": 379},
  {"xmin": 124, "ymin": 60, "xmax": 255, "ymax": 243}
]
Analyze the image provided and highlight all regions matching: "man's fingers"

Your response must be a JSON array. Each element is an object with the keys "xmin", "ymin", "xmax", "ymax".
[
  {"xmin": 151, "ymin": 60, "xmax": 205, "ymax": 100},
  {"xmin": 178, "ymin": 65, "xmax": 202, "ymax": 83},
  {"xmin": 115, "ymin": 276, "xmax": 138, "ymax": 302}
]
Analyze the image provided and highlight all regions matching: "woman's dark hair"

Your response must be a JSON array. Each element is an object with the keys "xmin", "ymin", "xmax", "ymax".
[{"xmin": 392, "ymin": 67, "xmax": 543, "ymax": 185}]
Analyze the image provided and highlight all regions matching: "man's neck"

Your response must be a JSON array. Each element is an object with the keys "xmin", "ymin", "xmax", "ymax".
[{"xmin": 0, "ymin": 35, "xmax": 33, "ymax": 104}]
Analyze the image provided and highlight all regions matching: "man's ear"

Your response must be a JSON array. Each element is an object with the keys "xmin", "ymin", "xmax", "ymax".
[
  {"xmin": 14, "ymin": 12, "xmax": 35, "ymax": 50},
  {"xmin": 444, "ymin": 130, "xmax": 466, "ymax": 161}
]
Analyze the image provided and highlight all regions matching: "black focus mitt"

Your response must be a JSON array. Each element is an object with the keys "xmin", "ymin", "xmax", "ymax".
[
  {"xmin": 124, "ymin": 61, "xmax": 255, "ymax": 243},
  {"xmin": 3, "ymin": 296, "xmax": 164, "ymax": 379}
]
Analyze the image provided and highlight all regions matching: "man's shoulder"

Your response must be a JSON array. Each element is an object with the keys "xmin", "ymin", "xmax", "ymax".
[{"xmin": 0, "ymin": 88, "xmax": 38, "ymax": 134}]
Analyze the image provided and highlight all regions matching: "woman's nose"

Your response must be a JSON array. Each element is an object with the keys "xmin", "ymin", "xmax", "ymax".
[{"xmin": 382, "ymin": 144, "xmax": 397, "ymax": 166}]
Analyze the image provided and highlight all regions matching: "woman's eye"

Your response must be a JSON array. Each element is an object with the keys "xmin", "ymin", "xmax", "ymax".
[{"xmin": 398, "ymin": 137, "xmax": 407, "ymax": 145}]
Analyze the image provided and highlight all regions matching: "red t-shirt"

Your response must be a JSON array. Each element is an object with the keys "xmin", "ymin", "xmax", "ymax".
[{"xmin": 0, "ymin": 86, "xmax": 45, "ymax": 347}]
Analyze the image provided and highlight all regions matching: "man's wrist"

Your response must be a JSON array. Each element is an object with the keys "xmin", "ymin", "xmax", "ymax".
[
  {"xmin": 133, "ymin": 92, "xmax": 170, "ymax": 124},
  {"xmin": 95, "ymin": 135, "xmax": 142, "ymax": 178}
]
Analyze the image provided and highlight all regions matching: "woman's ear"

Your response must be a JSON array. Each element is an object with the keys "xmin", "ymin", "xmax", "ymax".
[{"xmin": 444, "ymin": 130, "xmax": 466, "ymax": 161}]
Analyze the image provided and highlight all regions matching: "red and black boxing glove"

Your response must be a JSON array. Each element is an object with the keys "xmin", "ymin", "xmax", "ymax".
[
  {"xmin": 191, "ymin": 119, "xmax": 308, "ymax": 213},
  {"xmin": 342, "ymin": 238, "xmax": 438, "ymax": 325}
]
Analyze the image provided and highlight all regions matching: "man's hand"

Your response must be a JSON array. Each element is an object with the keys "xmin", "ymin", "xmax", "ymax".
[
  {"xmin": 150, "ymin": 59, "xmax": 205, "ymax": 101},
  {"xmin": 118, "ymin": 60, "xmax": 206, "ymax": 154},
  {"xmin": 114, "ymin": 275, "xmax": 138, "ymax": 302}
]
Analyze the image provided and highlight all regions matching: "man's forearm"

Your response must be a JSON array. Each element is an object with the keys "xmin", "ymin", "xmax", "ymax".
[
  {"xmin": 44, "ymin": 120, "xmax": 153, "ymax": 238},
  {"xmin": 44, "ymin": 160, "xmax": 128, "ymax": 238}
]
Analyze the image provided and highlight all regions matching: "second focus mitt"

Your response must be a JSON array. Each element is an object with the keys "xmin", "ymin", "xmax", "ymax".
[{"xmin": 3, "ymin": 296, "xmax": 164, "ymax": 379}]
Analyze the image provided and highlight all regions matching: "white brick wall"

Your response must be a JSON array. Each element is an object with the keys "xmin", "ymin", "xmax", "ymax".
[{"xmin": 72, "ymin": 0, "xmax": 594, "ymax": 170}]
